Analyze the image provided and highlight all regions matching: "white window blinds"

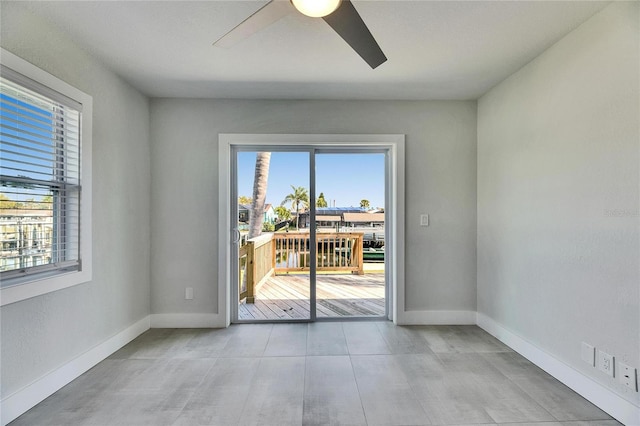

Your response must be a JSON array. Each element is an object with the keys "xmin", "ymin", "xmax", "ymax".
[{"xmin": 0, "ymin": 67, "xmax": 83, "ymax": 282}]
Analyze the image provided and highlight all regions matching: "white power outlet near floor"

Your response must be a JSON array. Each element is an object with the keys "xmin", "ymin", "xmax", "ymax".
[
  {"xmin": 597, "ymin": 350, "xmax": 614, "ymax": 377},
  {"xmin": 185, "ymin": 287, "xmax": 194, "ymax": 300},
  {"xmin": 617, "ymin": 361, "xmax": 638, "ymax": 392}
]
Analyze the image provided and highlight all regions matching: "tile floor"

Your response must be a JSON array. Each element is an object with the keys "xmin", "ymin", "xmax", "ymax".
[{"xmin": 11, "ymin": 323, "xmax": 620, "ymax": 426}]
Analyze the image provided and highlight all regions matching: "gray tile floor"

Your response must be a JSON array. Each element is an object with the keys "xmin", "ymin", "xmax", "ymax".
[{"xmin": 11, "ymin": 323, "xmax": 621, "ymax": 426}]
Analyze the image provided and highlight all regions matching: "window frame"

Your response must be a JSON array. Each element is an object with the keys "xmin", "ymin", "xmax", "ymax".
[{"xmin": 0, "ymin": 48, "xmax": 92, "ymax": 306}]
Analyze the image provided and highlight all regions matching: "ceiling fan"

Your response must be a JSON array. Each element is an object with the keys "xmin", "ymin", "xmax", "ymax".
[{"xmin": 213, "ymin": 0, "xmax": 387, "ymax": 69}]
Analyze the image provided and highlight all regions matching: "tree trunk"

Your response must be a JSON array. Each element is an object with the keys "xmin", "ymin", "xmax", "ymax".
[{"xmin": 248, "ymin": 152, "xmax": 271, "ymax": 239}]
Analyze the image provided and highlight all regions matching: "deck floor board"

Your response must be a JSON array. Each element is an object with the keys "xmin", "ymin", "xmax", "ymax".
[{"xmin": 238, "ymin": 273, "xmax": 385, "ymax": 320}]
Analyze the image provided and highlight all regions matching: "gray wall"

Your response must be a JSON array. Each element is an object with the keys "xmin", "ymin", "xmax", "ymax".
[
  {"xmin": 150, "ymin": 99, "xmax": 477, "ymax": 315},
  {"xmin": 0, "ymin": 4, "xmax": 151, "ymax": 398},
  {"xmin": 477, "ymin": 1, "xmax": 639, "ymax": 406}
]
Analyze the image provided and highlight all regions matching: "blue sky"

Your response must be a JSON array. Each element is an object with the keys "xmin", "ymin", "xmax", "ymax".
[
  {"xmin": 237, "ymin": 152, "xmax": 385, "ymax": 209},
  {"xmin": 0, "ymin": 93, "xmax": 56, "ymax": 201}
]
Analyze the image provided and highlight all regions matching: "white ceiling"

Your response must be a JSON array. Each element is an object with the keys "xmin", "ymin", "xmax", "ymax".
[{"xmin": 16, "ymin": 1, "xmax": 609, "ymax": 100}]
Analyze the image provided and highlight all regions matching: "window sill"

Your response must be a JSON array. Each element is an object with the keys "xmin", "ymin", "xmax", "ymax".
[{"xmin": 1, "ymin": 268, "xmax": 91, "ymax": 306}]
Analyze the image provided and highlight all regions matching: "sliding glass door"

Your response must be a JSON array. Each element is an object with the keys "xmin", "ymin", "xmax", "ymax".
[
  {"xmin": 234, "ymin": 150, "xmax": 312, "ymax": 321},
  {"xmin": 314, "ymin": 152, "xmax": 386, "ymax": 318},
  {"xmin": 231, "ymin": 147, "xmax": 388, "ymax": 322}
]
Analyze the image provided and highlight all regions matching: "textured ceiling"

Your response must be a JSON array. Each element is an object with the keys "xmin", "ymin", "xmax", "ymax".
[{"xmin": 9, "ymin": 1, "xmax": 609, "ymax": 100}]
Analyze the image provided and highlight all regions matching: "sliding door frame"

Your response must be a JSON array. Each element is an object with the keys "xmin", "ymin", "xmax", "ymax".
[
  {"xmin": 218, "ymin": 134, "xmax": 405, "ymax": 326},
  {"xmin": 313, "ymin": 147, "xmax": 389, "ymax": 322},
  {"xmin": 231, "ymin": 146, "xmax": 315, "ymax": 323}
]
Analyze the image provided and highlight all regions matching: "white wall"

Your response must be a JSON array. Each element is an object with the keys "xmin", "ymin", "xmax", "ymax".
[
  {"xmin": 0, "ymin": 2, "xmax": 151, "ymax": 400},
  {"xmin": 150, "ymin": 99, "xmax": 477, "ymax": 319},
  {"xmin": 478, "ymin": 0, "xmax": 639, "ymax": 410}
]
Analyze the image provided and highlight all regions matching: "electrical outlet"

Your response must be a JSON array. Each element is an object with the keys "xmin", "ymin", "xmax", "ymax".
[
  {"xmin": 420, "ymin": 214, "xmax": 429, "ymax": 226},
  {"xmin": 185, "ymin": 287, "xmax": 194, "ymax": 300},
  {"xmin": 597, "ymin": 350, "xmax": 614, "ymax": 377},
  {"xmin": 617, "ymin": 361, "xmax": 638, "ymax": 392},
  {"xmin": 581, "ymin": 342, "xmax": 595, "ymax": 366}
]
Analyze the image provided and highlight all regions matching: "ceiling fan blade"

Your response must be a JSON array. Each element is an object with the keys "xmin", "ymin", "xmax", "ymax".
[
  {"xmin": 322, "ymin": 0, "xmax": 387, "ymax": 69},
  {"xmin": 213, "ymin": 0, "xmax": 294, "ymax": 48}
]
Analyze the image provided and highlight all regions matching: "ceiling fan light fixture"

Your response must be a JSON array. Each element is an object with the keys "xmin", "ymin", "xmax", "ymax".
[{"xmin": 291, "ymin": 0, "xmax": 342, "ymax": 18}]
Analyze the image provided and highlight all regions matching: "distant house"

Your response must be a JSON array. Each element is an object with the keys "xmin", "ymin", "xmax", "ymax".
[
  {"xmin": 238, "ymin": 204, "xmax": 250, "ymax": 223},
  {"xmin": 0, "ymin": 209, "xmax": 53, "ymax": 272},
  {"xmin": 299, "ymin": 207, "xmax": 384, "ymax": 229},
  {"xmin": 238, "ymin": 204, "xmax": 276, "ymax": 225},
  {"xmin": 343, "ymin": 212, "xmax": 385, "ymax": 228},
  {"xmin": 263, "ymin": 204, "xmax": 276, "ymax": 223}
]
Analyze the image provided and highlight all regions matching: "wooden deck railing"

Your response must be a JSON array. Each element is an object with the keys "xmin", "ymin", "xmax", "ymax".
[
  {"xmin": 239, "ymin": 232, "xmax": 364, "ymax": 303},
  {"xmin": 238, "ymin": 234, "xmax": 274, "ymax": 303}
]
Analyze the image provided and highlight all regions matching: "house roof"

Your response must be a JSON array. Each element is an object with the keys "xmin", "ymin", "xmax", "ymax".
[
  {"xmin": 343, "ymin": 213, "xmax": 385, "ymax": 223},
  {"xmin": 316, "ymin": 215, "xmax": 341, "ymax": 222},
  {"xmin": 315, "ymin": 207, "xmax": 366, "ymax": 215}
]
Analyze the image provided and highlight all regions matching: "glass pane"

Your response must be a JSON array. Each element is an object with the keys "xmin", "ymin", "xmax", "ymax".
[
  {"xmin": 315, "ymin": 153, "xmax": 386, "ymax": 318},
  {"xmin": 236, "ymin": 151, "xmax": 311, "ymax": 321}
]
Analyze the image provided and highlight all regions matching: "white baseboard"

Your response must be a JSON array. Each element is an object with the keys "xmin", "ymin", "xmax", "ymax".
[
  {"xmin": 1, "ymin": 315, "xmax": 150, "ymax": 426},
  {"xmin": 477, "ymin": 313, "xmax": 640, "ymax": 426},
  {"xmin": 150, "ymin": 313, "xmax": 226, "ymax": 328},
  {"xmin": 397, "ymin": 309, "xmax": 477, "ymax": 325}
]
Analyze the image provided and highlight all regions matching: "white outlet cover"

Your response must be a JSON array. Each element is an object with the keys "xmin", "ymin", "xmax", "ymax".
[
  {"xmin": 597, "ymin": 350, "xmax": 615, "ymax": 377},
  {"xmin": 581, "ymin": 342, "xmax": 595, "ymax": 366},
  {"xmin": 420, "ymin": 214, "xmax": 429, "ymax": 226},
  {"xmin": 617, "ymin": 361, "xmax": 638, "ymax": 392}
]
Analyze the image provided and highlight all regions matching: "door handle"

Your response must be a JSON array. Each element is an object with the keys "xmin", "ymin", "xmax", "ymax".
[{"xmin": 232, "ymin": 228, "xmax": 241, "ymax": 243}]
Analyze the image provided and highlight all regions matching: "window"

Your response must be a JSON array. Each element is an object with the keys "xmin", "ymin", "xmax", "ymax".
[{"xmin": 0, "ymin": 49, "xmax": 92, "ymax": 305}]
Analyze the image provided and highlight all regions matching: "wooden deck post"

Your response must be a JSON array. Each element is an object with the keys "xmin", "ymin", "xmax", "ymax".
[
  {"xmin": 246, "ymin": 241, "xmax": 255, "ymax": 303},
  {"xmin": 354, "ymin": 235, "xmax": 364, "ymax": 275},
  {"xmin": 271, "ymin": 238, "xmax": 277, "ymax": 271}
]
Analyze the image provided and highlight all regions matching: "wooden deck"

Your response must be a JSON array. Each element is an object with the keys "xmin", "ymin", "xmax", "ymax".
[{"xmin": 238, "ymin": 273, "xmax": 385, "ymax": 320}]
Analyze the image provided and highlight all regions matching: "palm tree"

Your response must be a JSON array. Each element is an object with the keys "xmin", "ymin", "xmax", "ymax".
[
  {"xmin": 282, "ymin": 185, "xmax": 309, "ymax": 230},
  {"xmin": 274, "ymin": 206, "xmax": 291, "ymax": 222},
  {"xmin": 238, "ymin": 195, "xmax": 252, "ymax": 205},
  {"xmin": 360, "ymin": 199, "xmax": 370, "ymax": 209},
  {"xmin": 316, "ymin": 192, "xmax": 328, "ymax": 208},
  {"xmin": 248, "ymin": 152, "xmax": 271, "ymax": 239},
  {"xmin": 0, "ymin": 194, "xmax": 17, "ymax": 209}
]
